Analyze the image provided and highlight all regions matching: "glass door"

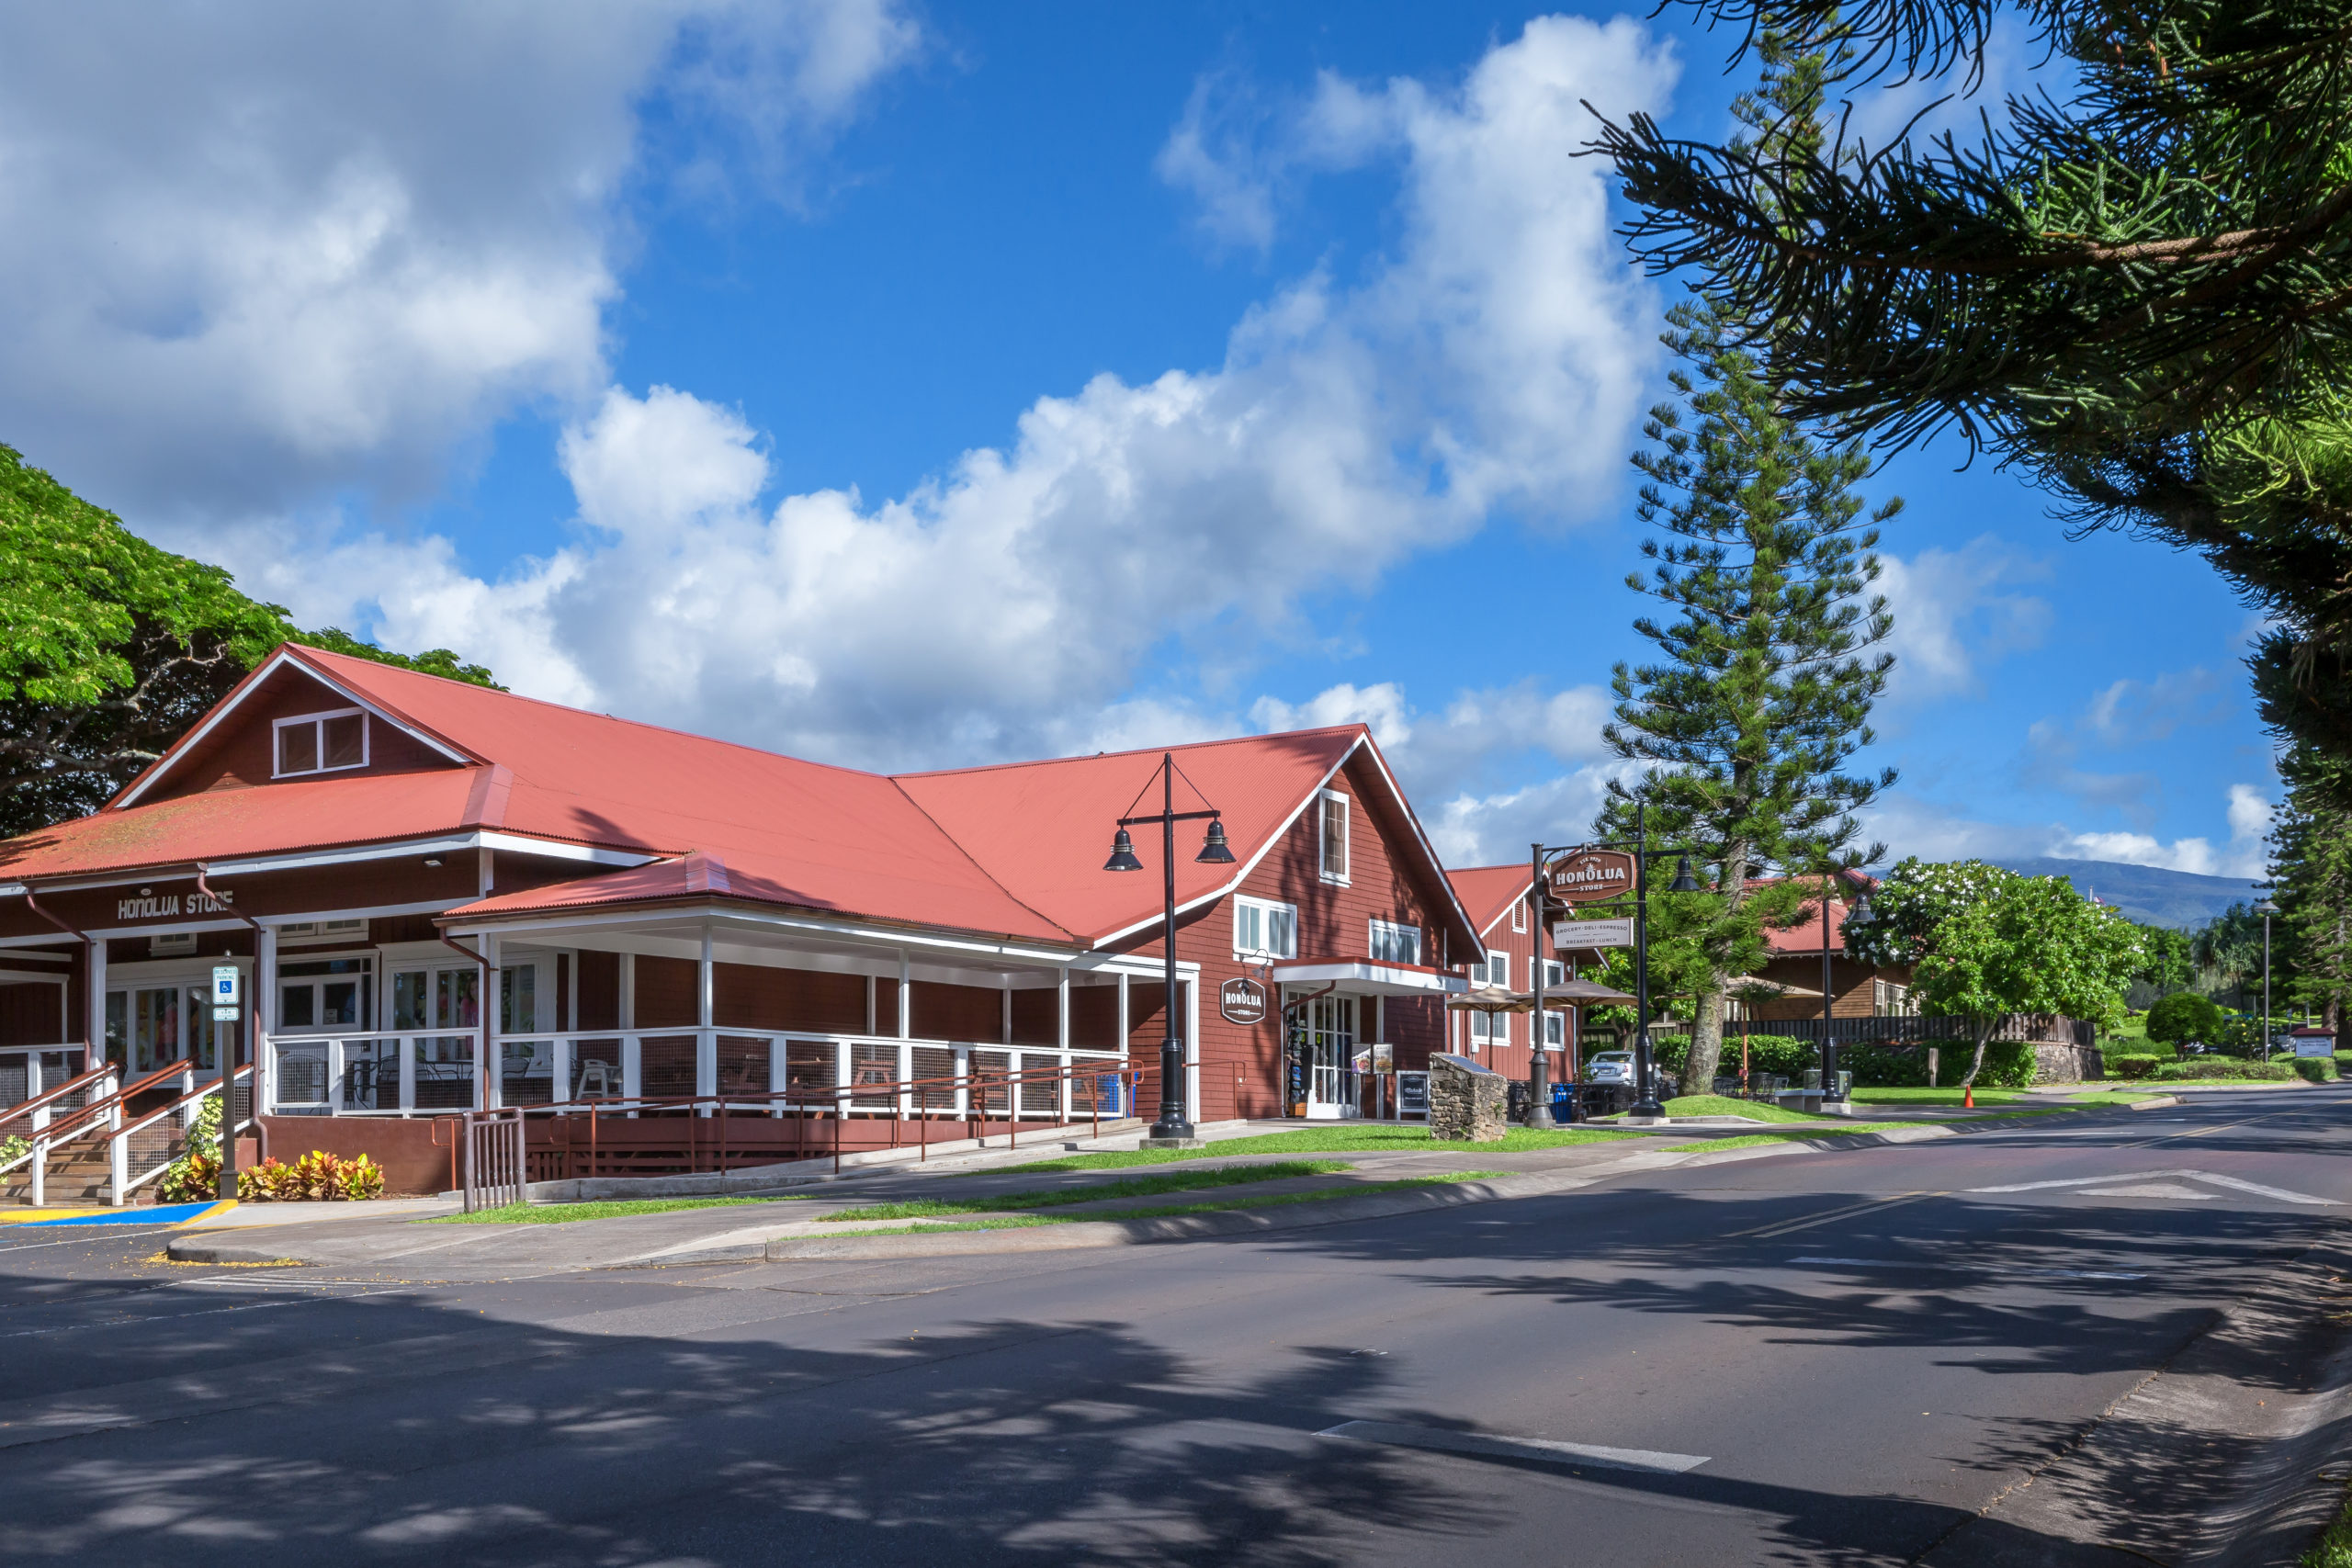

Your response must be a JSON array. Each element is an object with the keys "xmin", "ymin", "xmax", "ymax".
[
  {"xmin": 392, "ymin": 964, "xmax": 481, "ymax": 1110},
  {"xmin": 1292, "ymin": 993, "xmax": 1359, "ymax": 1121}
]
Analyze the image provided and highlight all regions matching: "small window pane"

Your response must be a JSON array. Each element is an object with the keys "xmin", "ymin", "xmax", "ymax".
[
  {"xmin": 390, "ymin": 973, "xmax": 428, "ymax": 1031},
  {"xmin": 278, "ymin": 722, "xmax": 319, "ymax": 774},
  {"xmin": 502, "ymin": 965, "xmax": 536, "ymax": 1033},
  {"xmin": 322, "ymin": 982, "xmax": 359, "ymax": 1027},
  {"xmin": 1320, "ymin": 797, "xmax": 1348, "ymax": 878},
  {"xmin": 1270, "ymin": 906, "xmax": 1295, "ymax": 958},
  {"xmin": 279, "ymin": 984, "xmax": 316, "ymax": 1028},
  {"xmin": 322, "ymin": 713, "xmax": 365, "ymax": 768}
]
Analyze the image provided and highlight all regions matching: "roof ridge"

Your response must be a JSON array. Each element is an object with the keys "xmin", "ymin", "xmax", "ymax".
[
  {"xmin": 293, "ymin": 645, "xmax": 899, "ymax": 784},
  {"xmin": 888, "ymin": 724, "xmax": 1367, "ymax": 783}
]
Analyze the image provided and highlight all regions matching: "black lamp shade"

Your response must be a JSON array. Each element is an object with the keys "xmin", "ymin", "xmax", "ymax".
[
  {"xmin": 1668, "ymin": 855, "xmax": 1700, "ymax": 893},
  {"xmin": 1196, "ymin": 818, "xmax": 1237, "ymax": 864},
  {"xmin": 1103, "ymin": 828, "xmax": 1143, "ymax": 873},
  {"xmin": 1846, "ymin": 892, "xmax": 1873, "ymax": 925}
]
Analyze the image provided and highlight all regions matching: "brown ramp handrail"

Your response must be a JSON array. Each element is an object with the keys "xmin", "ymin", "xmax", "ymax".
[{"xmin": 507, "ymin": 1055, "xmax": 1147, "ymax": 1184}]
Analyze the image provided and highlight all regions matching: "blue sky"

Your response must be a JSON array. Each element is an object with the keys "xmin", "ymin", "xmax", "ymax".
[{"xmin": 0, "ymin": 2, "xmax": 2274, "ymax": 880}]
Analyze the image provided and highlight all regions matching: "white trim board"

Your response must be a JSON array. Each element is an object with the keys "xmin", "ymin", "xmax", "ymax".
[{"xmin": 113, "ymin": 647, "xmax": 475, "ymax": 808}]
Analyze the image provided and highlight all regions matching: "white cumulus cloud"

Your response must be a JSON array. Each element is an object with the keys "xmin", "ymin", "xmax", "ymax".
[
  {"xmin": 214, "ymin": 16, "xmax": 1676, "ymax": 769},
  {"xmin": 0, "ymin": 0, "xmax": 918, "ymax": 523}
]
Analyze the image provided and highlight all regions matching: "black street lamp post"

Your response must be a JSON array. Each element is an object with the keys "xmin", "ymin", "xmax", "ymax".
[
  {"xmin": 1532, "ymin": 803, "xmax": 1697, "ymax": 1124},
  {"xmin": 2256, "ymin": 898, "xmax": 2278, "ymax": 1059},
  {"xmin": 1103, "ymin": 751, "xmax": 1234, "ymax": 1142}
]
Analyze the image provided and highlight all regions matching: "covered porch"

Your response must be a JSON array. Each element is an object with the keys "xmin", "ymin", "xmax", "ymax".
[{"xmin": 258, "ymin": 904, "xmax": 1190, "ymax": 1174}]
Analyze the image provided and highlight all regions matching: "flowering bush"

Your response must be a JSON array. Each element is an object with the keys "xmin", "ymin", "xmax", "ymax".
[{"xmin": 237, "ymin": 1150, "xmax": 385, "ymax": 1201}]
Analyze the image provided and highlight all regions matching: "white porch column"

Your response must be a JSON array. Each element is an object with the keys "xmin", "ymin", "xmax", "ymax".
[
  {"xmin": 695, "ymin": 926, "xmax": 717, "ymax": 1111},
  {"xmin": 480, "ymin": 932, "xmax": 501, "ymax": 1111},
  {"xmin": 551, "ymin": 1036, "xmax": 572, "ymax": 1105},
  {"xmin": 865, "ymin": 975, "xmax": 876, "ymax": 1035},
  {"xmin": 87, "ymin": 938, "xmax": 107, "ymax": 1074},
  {"xmin": 1110, "ymin": 973, "xmax": 1128, "ymax": 1123},
  {"xmin": 1001, "ymin": 984, "xmax": 1012, "ymax": 1044},
  {"xmin": 619, "ymin": 953, "xmax": 640, "ymax": 1101},
  {"xmin": 255, "ymin": 924, "xmax": 277, "ymax": 1114},
  {"xmin": 1057, "ymin": 968, "xmax": 1071, "ymax": 1122},
  {"xmin": 897, "ymin": 952, "xmax": 911, "ymax": 1040}
]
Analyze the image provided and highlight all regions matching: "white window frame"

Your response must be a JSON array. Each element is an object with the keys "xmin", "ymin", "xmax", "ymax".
[
  {"xmin": 1368, "ymin": 919, "xmax": 1421, "ymax": 966},
  {"xmin": 1544, "ymin": 959, "xmax": 1565, "ymax": 987},
  {"xmin": 1487, "ymin": 950, "xmax": 1510, "ymax": 989},
  {"xmin": 1544, "ymin": 1010, "xmax": 1565, "ymax": 1048},
  {"xmin": 1233, "ymin": 895, "xmax": 1299, "ymax": 961},
  {"xmin": 1468, "ymin": 1010, "xmax": 1493, "ymax": 1048},
  {"xmin": 272, "ymin": 707, "xmax": 369, "ymax": 778},
  {"xmin": 1317, "ymin": 789, "xmax": 1351, "ymax": 886},
  {"xmin": 277, "ymin": 918, "xmax": 371, "ymax": 948}
]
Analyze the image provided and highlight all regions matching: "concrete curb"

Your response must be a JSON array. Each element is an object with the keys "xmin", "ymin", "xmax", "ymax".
[{"xmin": 752, "ymin": 1161, "xmax": 1707, "ymax": 1261}]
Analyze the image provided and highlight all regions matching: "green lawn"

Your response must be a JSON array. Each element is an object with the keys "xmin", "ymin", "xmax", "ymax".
[
  {"xmin": 2307, "ymin": 1483, "xmax": 2352, "ymax": 1568},
  {"xmin": 821, "ymin": 1171, "xmax": 1510, "ymax": 1236},
  {"xmin": 1657, "ymin": 1093, "xmax": 1841, "ymax": 1123},
  {"xmin": 1848, "ymin": 1087, "xmax": 2034, "ymax": 1106},
  {"xmin": 991, "ymin": 1124, "xmax": 1640, "ymax": 1173},
  {"xmin": 824, "ymin": 1160, "xmax": 1351, "ymax": 1222},
  {"xmin": 424, "ymin": 1195, "xmax": 806, "ymax": 1225}
]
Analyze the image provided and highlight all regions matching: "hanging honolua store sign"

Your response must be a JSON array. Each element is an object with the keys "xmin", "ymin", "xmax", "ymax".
[
  {"xmin": 1546, "ymin": 850, "xmax": 1635, "ymax": 905},
  {"xmin": 1219, "ymin": 977, "xmax": 1269, "ymax": 1025}
]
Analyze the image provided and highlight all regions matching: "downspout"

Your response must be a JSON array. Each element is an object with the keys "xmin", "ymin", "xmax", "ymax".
[
  {"xmin": 23, "ymin": 887, "xmax": 96, "ymax": 1064},
  {"xmin": 195, "ymin": 865, "xmax": 269, "ymax": 1166}
]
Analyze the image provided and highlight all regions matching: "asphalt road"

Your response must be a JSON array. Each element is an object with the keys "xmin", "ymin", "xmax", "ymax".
[{"xmin": 4, "ymin": 1089, "xmax": 2348, "ymax": 1567}]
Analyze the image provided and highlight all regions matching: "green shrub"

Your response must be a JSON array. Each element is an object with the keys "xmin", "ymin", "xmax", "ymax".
[
  {"xmin": 2293, "ymin": 1057, "xmax": 2339, "ymax": 1084},
  {"xmin": 157, "ymin": 1097, "xmax": 223, "ymax": 1202},
  {"xmin": 2145, "ymin": 992, "xmax": 2224, "ymax": 1049},
  {"xmin": 2154, "ymin": 1058, "xmax": 2295, "ymax": 1082},
  {"xmin": 2108, "ymin": 1054, "xmax": 2163, "ymax": 1080},
  {"xmin": 0, "ymin": 1133, "xmax": 28, "ymax": 1167},
  {"xmin": 238, "ymin": 1150, "xmax": 386, "ymax": 1201}
]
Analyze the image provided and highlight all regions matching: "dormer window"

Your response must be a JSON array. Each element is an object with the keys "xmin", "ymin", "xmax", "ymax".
[{"xmin": 275, "ymin": 709, "xmax": 368, "ymax": 777}]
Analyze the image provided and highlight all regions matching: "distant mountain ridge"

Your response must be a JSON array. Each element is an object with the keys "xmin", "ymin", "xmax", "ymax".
[{"xmin": 1988, "ymin": 857, "xmax": 2260, "ymax": 930}]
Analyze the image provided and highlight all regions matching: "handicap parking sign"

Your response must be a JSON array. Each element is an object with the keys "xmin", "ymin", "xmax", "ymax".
[{"xmin": 212, "ymin": 964, "xmax": 240, "ymax": 1006}]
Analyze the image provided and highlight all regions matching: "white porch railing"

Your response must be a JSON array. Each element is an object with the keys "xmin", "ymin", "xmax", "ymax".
[{"xmin": 264, "ymin": 1029, "xmax": 1127, "ymax": 1121}]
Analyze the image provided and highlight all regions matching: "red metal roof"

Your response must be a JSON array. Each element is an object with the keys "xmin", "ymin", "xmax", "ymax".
[
  {"xmin": 5, "ymin": 645, "xmax": 1473, "ymax": 952},
  {"xmin": 1447, "ymin": 864, "xmax": 1534, "ymax": 940}
]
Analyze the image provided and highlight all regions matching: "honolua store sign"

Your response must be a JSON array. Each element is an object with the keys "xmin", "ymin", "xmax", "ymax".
[
  {"xmin": 116, "ymin": 887, "xmax": 235, "ymax": 922},
  {"xmin": 1546, "ymin": 850, "xmax": 1634, "ymax": 904}
]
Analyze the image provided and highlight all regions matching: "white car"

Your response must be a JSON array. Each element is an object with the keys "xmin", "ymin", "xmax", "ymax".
[{"xmin": 1585, "ymin": 1051, "xmax": 1636, "ymax": 1085}]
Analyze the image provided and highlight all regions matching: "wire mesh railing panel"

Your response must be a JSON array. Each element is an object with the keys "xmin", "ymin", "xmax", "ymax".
[
  {"xmin": 413, "ymin": 1036, "xmax": 478, "ymax": 1110},
  {"xmin": 571, "ymin": 1038, "xmax": 622, "ymax": 1099},
  {"xmin": 968, "ymin": 1050, "xmax": 1010, "ymax": 1114},
  {"xmin": 849, "ymin": 1041, "xmax": 898, "ymax": 1109},
  {"xmin": 500, "ymin": 1041, "xmax": 556, "ymax": 1106},
  {"xmin": 782, "ymin": 1040, "xmax": 834, "ymax": 1098},
  {"xmin": 717, "ymin": 1035, "xmax": 771, "ymax": 1099},
  {"xmin": 639, "ymin": 1036, "xmax": 697, "ymax": 1102}
]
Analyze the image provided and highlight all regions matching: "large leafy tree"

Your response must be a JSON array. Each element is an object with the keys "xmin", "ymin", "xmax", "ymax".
[
  {"xmin": 1849, "ymin": 857, "xmax": 2143, "ymax": 1084},
  {"xmin": 1590, "ymin": 3, "xmax": 2352, "ymax": 793},
  {"xmin": 1, "ymin": 444, "xmax": 496, "ymax": 836}
]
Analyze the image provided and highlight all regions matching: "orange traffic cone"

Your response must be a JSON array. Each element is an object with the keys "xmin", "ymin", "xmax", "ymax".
[{"xmin": 1962, "ymin": 1085, "xmax": 1974, "ymax": 1109}]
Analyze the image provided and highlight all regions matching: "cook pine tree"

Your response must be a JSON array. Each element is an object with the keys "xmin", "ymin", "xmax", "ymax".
[{"xmin": 1600, "ymin": 32, "xmax": 1899, "ymax": 1098}]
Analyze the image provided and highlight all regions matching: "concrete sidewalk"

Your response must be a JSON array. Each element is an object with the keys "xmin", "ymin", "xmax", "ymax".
[{"xmin": 164, "ymin": 1108, "xmax": 2075, "ymax": 1275}]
